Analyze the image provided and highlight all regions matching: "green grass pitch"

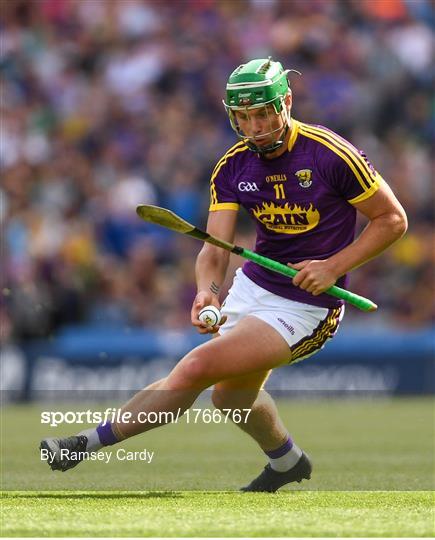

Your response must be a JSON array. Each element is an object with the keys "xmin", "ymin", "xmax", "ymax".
[{"xmin": 1, "ymin": 398, "xmax": 434, "ymax": 537}]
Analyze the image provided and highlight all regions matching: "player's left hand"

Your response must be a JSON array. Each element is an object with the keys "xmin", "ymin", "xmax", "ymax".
[
  {"xmin": 191, "ymin": 291, "xmax": 227, "ymax": 334},
  {"xmin": 287, "ymin": 260, "xmax": 338, "ymax": 296}
]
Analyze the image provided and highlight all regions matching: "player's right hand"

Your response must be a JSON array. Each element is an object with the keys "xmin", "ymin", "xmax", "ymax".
[{"xmin": 191, "ymin": 291, "xmax": 227, "ymax": 334}]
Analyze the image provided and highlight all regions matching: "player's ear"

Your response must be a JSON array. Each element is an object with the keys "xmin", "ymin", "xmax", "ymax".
[{"xmin": 286, "ymin": 91, "xmax": 292, "ymax": 110}]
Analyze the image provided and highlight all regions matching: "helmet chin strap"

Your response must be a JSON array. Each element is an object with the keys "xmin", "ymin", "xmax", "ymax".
[{"xmin": 246, "ymin": 124, "xmax": 289, "ymax": 155}]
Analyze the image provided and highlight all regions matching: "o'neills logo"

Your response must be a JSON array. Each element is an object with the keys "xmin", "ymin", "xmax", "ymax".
[
  {"xmin": 266, "ymin": 174, "xmax": 287, "ymax": 183},
  {"xmin": 252, "ymin": 201, "xmax": 320, "ymax": 234},
  {"xmin": 278, "ymin": 318, "xmax": 295, "ymax": 335}
]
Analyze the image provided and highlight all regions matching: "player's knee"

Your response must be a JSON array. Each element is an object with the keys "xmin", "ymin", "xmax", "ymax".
[
  {"xmin": 211, "ymin": 387, "xmax": 257, "ymax": 410},
  {"xmin": 171, "ymin": 352, "xmax": 213, "ymax": 387}
]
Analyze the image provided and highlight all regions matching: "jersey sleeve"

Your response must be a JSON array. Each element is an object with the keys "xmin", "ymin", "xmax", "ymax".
[
  {"xmin": 209, "ymin": 151, "xmax": 241, "ymax": 212},
  {"xmin": 327, "ymin": 147, "xmax": 383, "ymax": 204}
]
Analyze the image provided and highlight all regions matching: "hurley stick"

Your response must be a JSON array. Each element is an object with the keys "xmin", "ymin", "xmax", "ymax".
[{"xmin": 136, "ymin": 204, "xmax": 377, "ymax": 312}]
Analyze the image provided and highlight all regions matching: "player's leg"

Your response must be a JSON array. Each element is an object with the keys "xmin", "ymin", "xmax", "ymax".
[
  {"xmin": 211, "ymin": 371, "xmax": 287, "ymax": 449},
  {"xmin": 210, "ymin": 272, "xmax": 343, "ymax": 490},
  {"xmin": 113, "ymin": 315, "xmax": 290, "ymax": 438},
  {"xmin": 211, "ymin": 372, "xmax": 311, "ymax": 492},
  {"xmin": 40, "ymin": 316, "xmax": 291, "ymax": 471}
]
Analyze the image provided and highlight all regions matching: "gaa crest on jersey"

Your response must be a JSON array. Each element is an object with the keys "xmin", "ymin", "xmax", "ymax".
[
  {"xmin": 252, "ymin": 201, "xmax": 320, "ymax": 234},
  {"xmin": 295, "ymin": 169, "xmax": 312, "ymax": 188},
  {"xmin": 238, "ymin": 181, "xmax": 259, "ymax": 192}
]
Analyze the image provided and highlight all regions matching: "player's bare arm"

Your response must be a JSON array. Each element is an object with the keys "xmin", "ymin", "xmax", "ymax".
[
  {"xmin": 192, "ymin": 209, "xmax": 238, "ymax": 333},
  {"xmin": 290, "ymin": 181, "xmax": 407, "ymax": 295}
]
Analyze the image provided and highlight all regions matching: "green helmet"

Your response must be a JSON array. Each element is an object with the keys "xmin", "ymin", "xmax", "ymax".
[
  {"xmin": 223, "ymin": 58, "xmax": 297, "ymax": 153},
  {"xmin": 224, "ymin": 57, "xmax": 290, "ymax": 113}
]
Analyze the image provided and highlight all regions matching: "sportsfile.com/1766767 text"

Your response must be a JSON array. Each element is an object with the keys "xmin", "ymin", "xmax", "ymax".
[{"xmin": 40, "ymin": 408, "xmax": 252, "ymax": 428}]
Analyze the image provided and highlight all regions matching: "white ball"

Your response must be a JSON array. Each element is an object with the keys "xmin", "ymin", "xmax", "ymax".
[{"xmin": 198, "ymin": 305, "xmax": 222, "ymax": 327}]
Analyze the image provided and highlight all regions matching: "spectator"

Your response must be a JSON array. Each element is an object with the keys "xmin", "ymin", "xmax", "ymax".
[{"xmin": 1, "ymin": 0, "xmax": 433, "ymax": 343}]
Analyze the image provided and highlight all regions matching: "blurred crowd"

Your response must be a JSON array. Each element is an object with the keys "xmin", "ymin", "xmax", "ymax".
[{"xmin": 1, "ymin": 0, "xmax": 434, "ymax": 344}]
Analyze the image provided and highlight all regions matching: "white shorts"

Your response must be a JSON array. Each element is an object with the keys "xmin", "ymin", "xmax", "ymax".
[{"xmin": 219, "ymin": 268, "xmax": 344, "ymax": 364}]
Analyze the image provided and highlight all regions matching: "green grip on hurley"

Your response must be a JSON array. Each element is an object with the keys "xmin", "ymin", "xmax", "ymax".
[{"xmin": 239, "ymin": 248, "xmax": 378, "ymax": 312}]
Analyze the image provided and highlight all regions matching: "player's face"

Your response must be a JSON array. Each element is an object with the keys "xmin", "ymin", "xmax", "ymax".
[{"xmin": 234, "ymin": 104, "xmax": 286, "ymax": 149}]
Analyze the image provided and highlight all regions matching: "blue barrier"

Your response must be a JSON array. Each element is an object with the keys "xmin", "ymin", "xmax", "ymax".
[{"xmin": 5, "ymin": 324, "xmax": 434, "ymax": 399}]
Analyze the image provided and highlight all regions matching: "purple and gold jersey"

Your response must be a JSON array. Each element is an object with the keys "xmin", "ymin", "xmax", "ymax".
[{"xmin": 209, "ymin": 120, "xmax": 383, "ymax": 308}]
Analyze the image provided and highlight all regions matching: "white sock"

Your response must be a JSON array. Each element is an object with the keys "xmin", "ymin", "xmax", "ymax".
[
  {"xmin": 77, "ymin": 428, "xmax": 103, "ymax": 452},
  {"xmin": 266, "ymin": 437, "xmax": 303, "ymax": 472}
]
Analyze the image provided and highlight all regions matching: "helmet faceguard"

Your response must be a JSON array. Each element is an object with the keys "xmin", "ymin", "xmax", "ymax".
[
  {"xmin": 223, "ymin": 58, "xmax": 299, "ymax": 154},
  {"xmin": 225, "ymin": 97, "xmax": 290, "ymax": 154}
]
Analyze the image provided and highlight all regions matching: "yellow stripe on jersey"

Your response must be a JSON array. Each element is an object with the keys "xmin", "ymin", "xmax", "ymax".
[
  {"xmin": 299, "ymin": 125, "xmax": 377, "ymax": 193},
  {"xmin": 209, "ymin": 142, "xmax": 248, "ymax": 208},
  {"xmin": 347, "ymin": 175, "xmax": 383, "ymax": 204},
  {"xmin": 209, "ymin": 202, "xmax": 240, "ymax": 211},
  {"xmin": 290, "ymin": 307, "xmax": 342, "ymax": 363},
  {"xmin": 300, "ymin": 124, "xmax": 378, "ymax": 188},
  {"xmin": 287, "ymin": 118, "xmax": 300, "ymax": 152},
  {"xmin": 210, "ymin": 141, "xmax": 246, "ymax": 178}
]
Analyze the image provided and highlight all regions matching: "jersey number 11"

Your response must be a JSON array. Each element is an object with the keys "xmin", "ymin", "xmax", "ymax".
[{"xmin": 273, "ymin": 184, "xmax": 286, "ymax": 199}]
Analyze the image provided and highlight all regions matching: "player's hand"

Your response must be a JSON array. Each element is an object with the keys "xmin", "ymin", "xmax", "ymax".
[
  {"xmin": 287, "ymin": 260, "xmax": 338, "ymax": 296},
  {"xmin": 191, "ymin": 291, "xmax": 227, "ymax": 334}
]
